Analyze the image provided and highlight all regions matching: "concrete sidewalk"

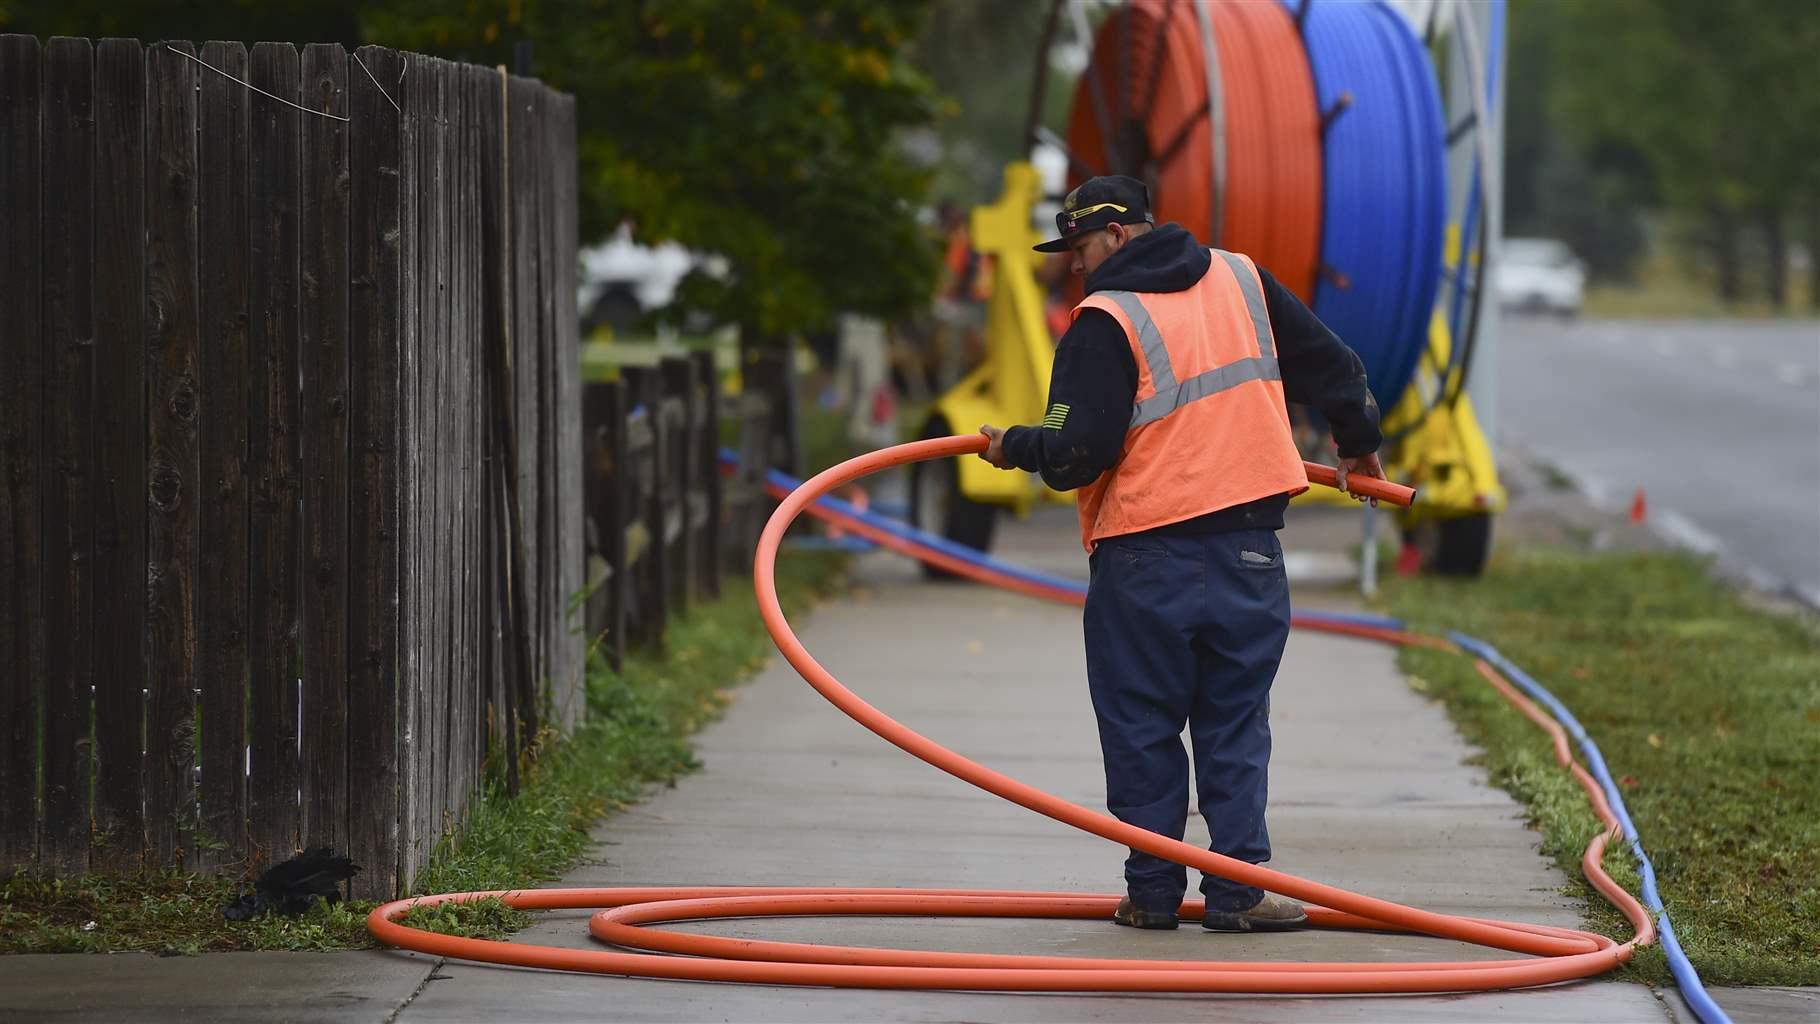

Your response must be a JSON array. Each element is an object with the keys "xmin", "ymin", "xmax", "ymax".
[
  {"xmin": 399, "ymin": 505, "xmax": 1675, "ymax": 1023},
  {"xmin": 0, "ymin": 505, "xmax": 1712, "ymax": 1022}
]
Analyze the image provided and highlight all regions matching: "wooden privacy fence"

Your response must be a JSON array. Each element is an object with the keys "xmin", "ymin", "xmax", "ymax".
[
  {"xmin": 0, "ymin": 36, "xmax": 584, "ymax": 898},
  {"xmin": 581, "ymin": 353, "xmax": 779, "ymax": 673}
]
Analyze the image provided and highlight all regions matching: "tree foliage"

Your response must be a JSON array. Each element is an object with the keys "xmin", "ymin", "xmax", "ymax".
[
  {"xmin": 2, "ymin": 0, "xmax": 945, "ymax": 339},
  {"xmin": 1534, "ymin": 0, "xmax": 1820, "ymax": 302},
  {"xmin": 908, "ymin": 0, "xmax": 1065, "ymax": 205}
]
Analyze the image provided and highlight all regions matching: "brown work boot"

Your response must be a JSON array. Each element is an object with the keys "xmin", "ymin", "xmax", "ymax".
[
  {"xmin": 1201, "ymin": 892, "xmax": 1308, "ymax": 932},
  {"xmin": 1112, "ymin": 896, "xmax": 1180, "ymax": 930}
]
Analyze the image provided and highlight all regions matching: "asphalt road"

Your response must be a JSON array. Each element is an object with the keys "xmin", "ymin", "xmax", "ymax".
[{"xmin": 1496, "ymin": 314, "xmax": 1820, "ymax": 605}]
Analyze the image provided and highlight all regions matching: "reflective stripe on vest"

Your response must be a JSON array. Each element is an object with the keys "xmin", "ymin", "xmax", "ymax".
[{"xmin": 1099, "ymin": 250, "xmax": 1281, "ymax": 429}]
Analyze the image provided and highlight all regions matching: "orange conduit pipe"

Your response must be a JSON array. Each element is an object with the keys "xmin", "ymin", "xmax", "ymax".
[
  {"xmin": 1210, "ymin": 0, "xmax": 1322, "ymax": 301},
  {"xmin": 1064, "ymin": 0, "xmax": 1322, "ymax": 301},
  {"xmin": 369, "ymin": 436, "xmax": 1648, "ymax": 993}
]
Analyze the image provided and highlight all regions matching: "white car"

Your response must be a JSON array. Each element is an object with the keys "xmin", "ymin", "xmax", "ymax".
[
  {"xmin": 1496, "ymin": 237, "xmax": 1586, "ymax": 318},
  {"xmin": 577, "ymin": 225, "xmax": 722, "ymax": 337}
]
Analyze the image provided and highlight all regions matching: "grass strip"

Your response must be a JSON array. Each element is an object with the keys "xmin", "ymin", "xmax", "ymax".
[
  {"xmin": 1381, "ymin": 546, "xmax": 1820, "ymax": 986},
  {"xmin": 0, "ymin": 550, "xmax": 849, "ymax": 955}
]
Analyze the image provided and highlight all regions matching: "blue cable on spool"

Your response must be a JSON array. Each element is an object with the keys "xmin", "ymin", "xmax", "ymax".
[{"xmin": 1290, "ymin": 0, "xmax": 1445, "ymax": 411}]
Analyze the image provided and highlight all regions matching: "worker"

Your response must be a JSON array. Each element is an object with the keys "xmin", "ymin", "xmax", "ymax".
[{"xmin": 979, "ymin": 175, "xmax": 1384, "ymax": 933}]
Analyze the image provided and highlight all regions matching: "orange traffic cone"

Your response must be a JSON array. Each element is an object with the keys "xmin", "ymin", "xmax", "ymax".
[{"xmin": 1629, "ymin": 488, "xmax": 1647, "ymax": 524}]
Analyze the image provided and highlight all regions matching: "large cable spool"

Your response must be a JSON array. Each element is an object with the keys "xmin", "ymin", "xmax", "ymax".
[
  {"xmin": 1292, "ymin": 0, "xmax": 1446, "ymax": 409},
  {"xmin": 1053, "ymin": 1, "xmax": 1446, "ymax": 410},
  {"xmin": 1062, "ymin": 0, "xmax": 1321, "ymax": 301}
]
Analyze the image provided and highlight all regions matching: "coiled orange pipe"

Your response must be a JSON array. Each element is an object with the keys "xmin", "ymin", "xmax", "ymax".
[
  {"xmin": 369, "ymin": 436, "xmax": 1647, "ymax": 994},
  {"xmin": 1064, "ymin": 0, "xmax": 1321, "ymax": 301}
]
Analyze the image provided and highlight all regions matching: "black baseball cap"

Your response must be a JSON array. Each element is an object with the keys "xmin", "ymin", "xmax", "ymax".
[{"xmin": 1033, "ymin": 175, "xmax": 1155, "ymax": 253}]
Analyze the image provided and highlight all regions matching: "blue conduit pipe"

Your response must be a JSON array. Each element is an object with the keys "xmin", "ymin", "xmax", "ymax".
[
  {"xmin": 734, "ymin": 450, "xmax": 1729, "ymax": 1020},
  {"xmin": 1291, "ymin": 0, "xmax": 1446, "ymax": 409}
]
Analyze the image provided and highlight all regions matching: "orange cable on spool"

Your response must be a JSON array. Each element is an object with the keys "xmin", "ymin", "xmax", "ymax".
[
  {"xmin": 1063, "ymin": 0, "xmax": 1321, "ymax": 302},
  {"xmin": 1210, "ymin": 0, "xmax": 1322, "ymax": 301}
]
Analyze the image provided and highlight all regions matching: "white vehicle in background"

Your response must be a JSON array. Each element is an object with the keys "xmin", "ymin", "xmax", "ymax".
[
  {"xmin": 1497, "ymin": 237, "xmax": 1586, "ymax": 318},
  {"xmin": 577, "ymin": 224, "xmax": 702, "ymax": 338}
]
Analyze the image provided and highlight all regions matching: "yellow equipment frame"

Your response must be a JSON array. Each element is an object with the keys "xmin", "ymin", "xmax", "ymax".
[
  {"xmin": 929, "ymin": 161, "xmax": 1504, "ymax": 527},
  {"xmin": 928, "ymin": 163, "xmax": 1068, "ymax": 517}
]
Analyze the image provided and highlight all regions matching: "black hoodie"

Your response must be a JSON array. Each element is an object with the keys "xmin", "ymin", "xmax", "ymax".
[{"xmin": 1000, "ymin": 223, "xmax": 1381, "ymax": 536}]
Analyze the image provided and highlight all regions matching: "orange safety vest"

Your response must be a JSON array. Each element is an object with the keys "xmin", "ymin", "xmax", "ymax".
[{"xmin": 1073, "ymin": 249, "xmax": 1308, "ymax": 553}]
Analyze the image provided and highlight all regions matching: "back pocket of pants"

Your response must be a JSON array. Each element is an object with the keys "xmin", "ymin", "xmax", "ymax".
[{"xmin": 1236, "ymin": 543, "xmax": 1281, "ymax": 571}]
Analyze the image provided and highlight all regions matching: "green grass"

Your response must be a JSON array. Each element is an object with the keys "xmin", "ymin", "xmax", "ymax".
[
  {"xmin": 0, "ymin": 550, "xmax": 850, "ymax": 955},
  {"xmin": 1380, "ymin": 547, "xmax": 1820, "ymax": 986}
]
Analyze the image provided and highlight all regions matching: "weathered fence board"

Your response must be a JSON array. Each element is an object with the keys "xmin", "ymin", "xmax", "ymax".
[
  {"xmin": 91, "ymin": 36, "xmax": 148, "ymax": 872},
  {"xmin": 144, "ymin": 40, "xmax": 202, "ymax": 869},
  {"xmin": 551, "ymin": 94, "xmax": 586, "ymax": 727},
  {"xmin": 508, "ymin": 76, "xmax": 543, "ymax": 713},
  {"xmin": 451, "ymin": 63, "xmax": 480, "ymax": 841},
  {"xmin": 346, "ymin": 44, "xmax": 405, "ymax": 898},
  {"xmin": 246, "ymin": 39, "xmax": 303, "ymax": 866},
  {"xmin": 299, "ymin": 41, "xmax": 352, "ymax": 862},
  {"xmin": 476, "ymin": 64, "xmax": 516, "ymax": 777},
  {"xmin": 196, "ymin": 38, "xmax": 251, "ymax": 873},
  {"xmin": 39, "ymin": 35, "xmax": 96, "ymax": 878},
  {"xmin": 421, "ymin": 53, "xmax": 449, "ymax": 867},
  {"xmin": 0, "ymin": 33, "xmax": 44, "ymax": 871},
  {"xmin": 532, "ymin": 85, "xmax": 555, "ymax": 720},
  {"xmin": 397, "ymin": 48, "xmax": 426, "ymax": 883}
]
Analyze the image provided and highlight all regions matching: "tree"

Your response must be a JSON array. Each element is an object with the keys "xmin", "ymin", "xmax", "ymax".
[
  {"xmin": 1548, "ymin": 0, "xmax": 1820, "ymax": 307},
  {"xmin": 363, "ymin": 0, "xmax": 942, "ymax": 342},
  {"xmin": 2, "ymin": 0, "xmax": 945, "ymax": 338},
  {"xmin": 1502, "ymin": 0, "xmax": 1559, "ymax": 237},
  {"xmin": 908, "ymin": 0, "xmax": 1062, "ymax": 206}
]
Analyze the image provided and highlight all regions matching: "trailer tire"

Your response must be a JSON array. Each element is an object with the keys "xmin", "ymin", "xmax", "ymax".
[{"xmin": 1419, "ymin": 513, "xmax": 1493, "ymax": 577}]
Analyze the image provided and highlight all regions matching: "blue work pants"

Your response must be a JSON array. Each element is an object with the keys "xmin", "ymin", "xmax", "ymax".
[{"xmin": 1083, "ymin": 528, "xmax": 1291, "ymax": 913}]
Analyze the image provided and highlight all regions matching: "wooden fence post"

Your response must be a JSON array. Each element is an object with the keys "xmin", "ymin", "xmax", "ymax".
[
  {"xmin": 694, "ymin": 350, "xmax": 722, "ymax": 601},
  {"xmin": 620, "ymin": 367, "xmax": 665, "ymax": 649},
  {"xmin": 582, "ymin": 379, "xmax": 628, "ymax": 674},
  {"xmin": 723, "ymin": 390, "xmax": 773, "ymax": 577},
  {"xmin": 658, "ymin": 357, "xmax": 697, "ymax": 611}
]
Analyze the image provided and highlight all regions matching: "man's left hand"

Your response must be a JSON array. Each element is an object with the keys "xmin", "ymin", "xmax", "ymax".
[
  {"xmin": 978, "ymin": 425, "xmax": 1013, "ymax": 469},
  {"xmin": 1335, "ymin": 451, "xmax": 1386, "ymax": 507}
]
